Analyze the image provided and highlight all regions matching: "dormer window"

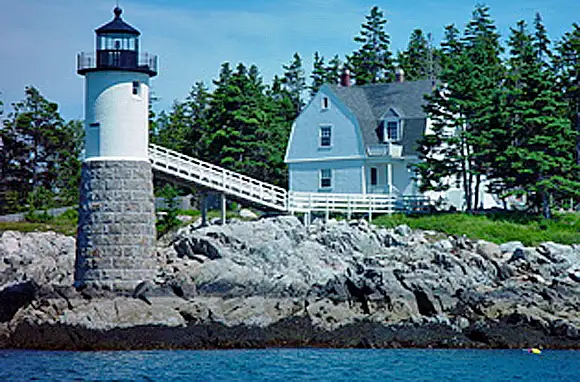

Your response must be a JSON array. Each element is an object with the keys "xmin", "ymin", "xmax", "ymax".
[
  {"xmin": 380, "ymin": 108, "xmax": 402, "ymax": 142},
  {"xmin": 321, "ymin": 96, "xmax": 330, "ymax": 110},
  {"xmin": 386, "ymin": 120, "xmax": 400, "ymax": 141}
]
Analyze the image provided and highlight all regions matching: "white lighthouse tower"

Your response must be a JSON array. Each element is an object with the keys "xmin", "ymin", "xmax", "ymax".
[{"xmin": 75, "ymin": 7, "xmax": 158, "ymax": 291}]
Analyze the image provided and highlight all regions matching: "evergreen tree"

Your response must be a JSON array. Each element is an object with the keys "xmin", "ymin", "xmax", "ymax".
[
  {"xmin": 348, "ymin": 6, "xmax": 394, "ymax": 84},
  {"xmin": 0, "ymin": 87, "xmax": 82, "ymax": 212},
  {"xmin": 282, "ymin": 52, "xmax": 306, "ymax": 116},
  {"xmin": 500, "ymin": 19, "xmax": 579, "ymax": 218},
  {"xmin": 54, "ymin": 119, "xmax": 84, "ymax": 205},
  {"xmin": 555, "ymin": 23, "xmax": 580, "ymax": 168},
  {"xmin": 324, "ymin": 54, "xmax": 343, "ymax": 85},
  {"xmin": 396, "ymin": 29, "xmax": 431, "ymax": 81},
  {"xmin": 310, "ymin": 51, "xmax": 326, "ymax": 96},
  {"xmin": 416, "ymin": 5, "xmax": 504, "ymax": 210}
]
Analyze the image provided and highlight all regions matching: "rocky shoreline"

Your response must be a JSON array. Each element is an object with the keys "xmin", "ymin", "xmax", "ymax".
[{"xmin": 1, "ymin": 216, "xmax": 579, "ymax": 350}]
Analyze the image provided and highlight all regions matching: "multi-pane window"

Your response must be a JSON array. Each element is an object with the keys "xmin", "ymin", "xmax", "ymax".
[
  {"xmin": 320, "ymin": 125, "xmax": 332, "ymax": 147},
  {"xmin": 320, "ymin": 169, "xmax": 332, "ymax": 188},
  {"xmin": 132, "ymin": 81, "xmax": 140, "ymax": 96},
  {"xmin": 386, "ymin": 121, "xmax": 399, "ymax": 141}
]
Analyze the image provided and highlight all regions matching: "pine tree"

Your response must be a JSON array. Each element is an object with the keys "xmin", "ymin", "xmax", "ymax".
[
  {"xmin": 555, "ymin": 23, "xmax": 580, "ymax": 168},
  {"xmin": 282, "ymin": 52, "xmax": 306, "ymax": 116},
  {"xmin": 325, "ymin": 54, "xmax": 343, "ymax": 85},
  {"xmin": 416, "ymin": 6, "xmax": 504, "ymax": 211},
  {"xmin": 500, "ymin": 19, "xmax": 579, "ymax": 218},
  {"xmin": 310, "ymin": 51, "xmax": 326, "ymax": 96},
  {"xmin": 348, "ymin": 6, "xmax": 394, "ymax": 84},
  {"xmin": 396, "ymin": 29, "xmax": 431, "ymax": 81},
  {"xmin": 0, "ymin": 87, "xmax": 83, "ymax": 212}
]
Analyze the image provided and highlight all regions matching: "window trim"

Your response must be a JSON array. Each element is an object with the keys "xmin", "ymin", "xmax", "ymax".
[
  {"xmin": 319, "ymin": 124, "xmax": 332, "ymax": 148},
  {"xmin": 383, "ymin": 117, "xmax": 401, "ymax": 142},
  {"xmin": 319, "ymin": 168, "xmax": 332, "ymax": 189},
  {"xmin": 132, "ymin": 81, "xmax": 140, "ymax": 96},
  {"xmin": 321, "ymin": 96, "xmax": 330, "ymax": 110}
]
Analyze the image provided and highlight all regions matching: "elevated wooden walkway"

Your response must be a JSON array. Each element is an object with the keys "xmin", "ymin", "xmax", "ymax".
[{"xmin": 149, "ymin": 144, "xmax": 429, "ymax": 220}]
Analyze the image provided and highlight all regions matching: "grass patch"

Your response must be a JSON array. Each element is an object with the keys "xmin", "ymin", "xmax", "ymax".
[
  {"xmin": 0, "ymin": 209, "xmax": 78, "ymax": 236},
  {"xmin": 372, "ymin": 211, "xmax": 579, "ymax": 246}
]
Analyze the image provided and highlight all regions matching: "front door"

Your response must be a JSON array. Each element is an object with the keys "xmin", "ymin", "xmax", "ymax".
[{"xmin": 369, "ymin": 166, "xmax": 383, "ymax": 193}]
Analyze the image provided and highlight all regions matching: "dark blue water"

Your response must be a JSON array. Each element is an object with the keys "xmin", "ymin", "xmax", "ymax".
[{"xmin": 0, "ymin": 348, "xmax": 577, "ymax": 381}]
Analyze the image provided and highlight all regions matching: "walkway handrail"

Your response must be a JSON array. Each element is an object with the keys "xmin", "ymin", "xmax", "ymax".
[
  {"xmin": 149, "ymin": 144, "xmax": 287, "ymax": 211},
  {"xmin": 149, "ymin": 143, "xmax": 430, "ymax": 216}
]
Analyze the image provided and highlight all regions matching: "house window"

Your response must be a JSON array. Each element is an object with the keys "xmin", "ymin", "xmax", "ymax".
[
  {"xmin": 320, "ymin": 169, "xmax": 332, "ymax": 188},
  {"xmin": 320, "ymin": 125, "xmax": 332, "ymax": 147},
  {"xmin": 322, "ymin": 96, "xmax": 330, "ymax": 110},
  {"xmin": 370, "ymin": 167, "xmax": 378, "ymax": 186},
  {"xmin": 132, "ymin": 81, "xmax": 140, "ymax": 96},
  {"xmin": 386, "ymin": 121, "xmax": 399, "ymax": 141}
]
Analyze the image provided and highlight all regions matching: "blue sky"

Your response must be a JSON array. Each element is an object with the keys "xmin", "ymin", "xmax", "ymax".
[{"xmin": 0, "ymin": 0, "xmax": 578, "ymax": 121}]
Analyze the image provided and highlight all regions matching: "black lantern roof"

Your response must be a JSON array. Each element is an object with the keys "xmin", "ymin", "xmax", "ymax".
[{"xmin": 95, "ymin": 7, "xmax": 140, "ymax": 36}]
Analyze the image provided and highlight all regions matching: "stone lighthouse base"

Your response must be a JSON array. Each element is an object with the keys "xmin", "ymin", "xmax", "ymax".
[{"xmin": 75, "ymin": 160, "xmax": 157, "ymax": 292}]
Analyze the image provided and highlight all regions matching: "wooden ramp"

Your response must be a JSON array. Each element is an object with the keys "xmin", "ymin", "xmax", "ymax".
[
  {"xmin": 149, "ymin": 144, "xmax": 287, "ymax": 211},
  {"xmin": 149, "ymin": 144, "xmax": 430, "ymax": 217}
]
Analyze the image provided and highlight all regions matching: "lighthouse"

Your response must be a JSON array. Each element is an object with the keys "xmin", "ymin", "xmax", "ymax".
[{"xmin": 75, "ymin": 7, "xmax": 158, "ymax": 291}]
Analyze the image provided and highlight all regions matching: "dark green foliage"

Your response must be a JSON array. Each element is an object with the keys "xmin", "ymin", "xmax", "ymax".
[
  {"xmin": 310, "ymin": 52, "xmax": 326, "ymax": 96},
  {"xmin": 282, "ymin": 53, "xmax": 306, "ymax": 115},
  {"xmin": 151, "ymin": 63, "xmax": 294, "ymax": 188},
  {"xmin": 555, "ymin": 23, "xmax": 580, "ymax": 168},
  {"xmin": 348, "ymin": 6, "xmax": 394, "ymax": 84},
  {"xmin": 497, "ymin": 17, "xmax": 579, "ymax": 218},
  {"xmin": 325, "ymin": 54, "xmax": 343, "ymax": 85},
  {"xmin": 151, "ymin": 81, "xmax": 211, "ymax": 158},
  {"xmin": 416, "ymin": 5, "xmax": 504, "ymax": 211},
  {"xmin": 156, "ymin": 184, "xmax": 181, "ymax": 238},
  {"xmin": 0, "ymin": 87, "xmax": 83, "ymax": 214},
  {"xmin": 396, "ymin": 29, "xmax": 432, "ymax": 81}
]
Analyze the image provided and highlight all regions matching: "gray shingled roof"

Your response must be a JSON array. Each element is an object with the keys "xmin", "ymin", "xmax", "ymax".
[{"xmin": 328, "ymin": 80, "xmax": 433, "ymax": 156}]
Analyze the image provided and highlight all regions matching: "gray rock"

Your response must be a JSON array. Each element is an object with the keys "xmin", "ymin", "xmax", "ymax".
[
  {"xmin": 394, "ymin": 224, "xmax": 412, "ymax": 237},
  {"xmin": 239, "ymin": 209, "xmax": 259, "ymax": 220},
  {"xmin": 500, "ymin": 241, "xmax": 524, "ymax": 254}
]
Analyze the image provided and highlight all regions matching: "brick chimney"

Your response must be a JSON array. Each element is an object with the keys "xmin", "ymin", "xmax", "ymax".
[
  {"xmin": 395, "ymin": 67, "xmax": 405, "ymax": 83},
  {"xmin": 340, "ymin": 68, "xmax": 351, "ymax": 87}
]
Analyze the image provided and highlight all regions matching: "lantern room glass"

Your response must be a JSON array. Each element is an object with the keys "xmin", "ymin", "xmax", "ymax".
[{"xmin": 97, "ymin": 33, "xmax": 139, "ymax": 52}]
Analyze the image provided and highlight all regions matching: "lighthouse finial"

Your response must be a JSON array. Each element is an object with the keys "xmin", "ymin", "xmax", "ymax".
[{"xmin": 114, "ymin": 2, "xmax": 122, "ymax": 18}]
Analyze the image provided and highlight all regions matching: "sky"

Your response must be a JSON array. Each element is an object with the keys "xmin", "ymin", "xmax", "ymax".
[{"xmin": 0, "ymin": 0, "xmax": 578, "ymax": 121}]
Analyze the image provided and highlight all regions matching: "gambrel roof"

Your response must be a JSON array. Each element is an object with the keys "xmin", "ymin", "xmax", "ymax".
[{"xmin": 328, "ymin": 80, "xmax": 434, "ymax": 156}]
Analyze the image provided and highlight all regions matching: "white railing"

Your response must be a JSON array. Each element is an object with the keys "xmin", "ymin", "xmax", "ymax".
[
  {"xmin": 366, "ymin": 143, "xmax": 403, "ymax": 158},
  {"xmin": 149, "ymin": 144, "xmax": 430, "ymax": 217},
  {"xmin": 288, "ymin": 191, "xmax": 397, "ymax": 215},
  {"xmin": 148, "ymin": 144, "xmax": 288, "ymax": 211}
]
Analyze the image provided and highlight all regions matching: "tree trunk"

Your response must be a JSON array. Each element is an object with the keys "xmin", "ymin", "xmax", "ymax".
[
  {"xmin": 474, "ymin": 174, "xmax": 481, "ymax": 210},
  {"xmin": 542, "ymin": 191, "xmax": 551, "ymax": 219}
]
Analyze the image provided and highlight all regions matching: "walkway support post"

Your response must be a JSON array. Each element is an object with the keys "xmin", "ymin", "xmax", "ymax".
[
  {"xmin": 387, "ymin": 163, "xmax": 393, "ymax": 195},
  {"xmin": 201, "ymin": 193, "xmax": 208, "ymax": 227},
  {"xmin": 221, "ymin": 192, "xmax": 226, "ymax": 225}
]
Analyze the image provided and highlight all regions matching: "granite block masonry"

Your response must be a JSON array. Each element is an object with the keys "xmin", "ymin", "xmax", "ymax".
[{"xmin": 75, "ymin": 160, "xmax": 157, "ymax": 291}]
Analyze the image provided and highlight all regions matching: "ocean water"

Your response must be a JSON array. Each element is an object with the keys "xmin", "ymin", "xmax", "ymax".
[{"xmin": 0, "ymin": 348, "xmax": 578, "ymax": 381}]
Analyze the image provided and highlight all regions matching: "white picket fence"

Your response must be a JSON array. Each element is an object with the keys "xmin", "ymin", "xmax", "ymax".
[{"xmin": 148, "ymin": 144, "xmax": 430, "ymax": 217}]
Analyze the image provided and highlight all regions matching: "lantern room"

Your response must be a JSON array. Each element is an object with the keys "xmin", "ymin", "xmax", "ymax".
[{"xmin": 77, "ymin": 7, "xmax": 157, "ymax": 77}]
